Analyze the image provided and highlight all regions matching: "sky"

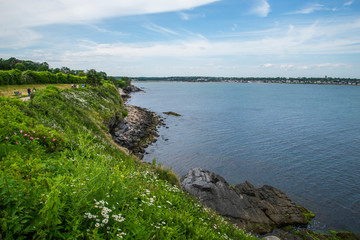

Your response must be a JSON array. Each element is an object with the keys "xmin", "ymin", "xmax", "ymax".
[{"xmin": 0, "ymin": 0, "xmax": 360, "ymax": 78}]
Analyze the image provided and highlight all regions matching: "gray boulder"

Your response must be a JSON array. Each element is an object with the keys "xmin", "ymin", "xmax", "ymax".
[{"xmin": 180, "ymin": 168, "xmax": 310, "ymax": 234}]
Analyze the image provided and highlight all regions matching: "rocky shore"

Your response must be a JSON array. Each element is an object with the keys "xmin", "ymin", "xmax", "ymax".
[
  {"xmin": 109, "ymin": 86, "xmax": 164, "ymax": 158},
  {"xmin": 112, "ymin": 104, "xmax": 163, "ymax": 158}
]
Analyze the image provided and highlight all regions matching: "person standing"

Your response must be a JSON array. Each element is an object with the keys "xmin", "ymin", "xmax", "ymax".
[{"xmin": 27, "ymin": 88, "xmax": 31, "ymax": 96}]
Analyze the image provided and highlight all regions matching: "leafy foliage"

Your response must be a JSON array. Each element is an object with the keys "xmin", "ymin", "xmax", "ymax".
[
  {"xmin": 86, "ymin": 69, "xmax": 101, "ymax": 86},
  {"xmin": 109, "ymin": 77, "xmax": 132, "ymax": 89},
  {"xmin": 0, "ymin": 57, "xmax": 112, "ymax": 87},
  {"xmin": 0, "ymin": 70, "xmax": 87, "ymax": 86}
]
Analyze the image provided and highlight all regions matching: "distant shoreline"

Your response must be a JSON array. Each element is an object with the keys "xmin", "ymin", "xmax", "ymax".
[{"xmin": 132, "ymin": 77, "xmax": 360, "ymax": 86}]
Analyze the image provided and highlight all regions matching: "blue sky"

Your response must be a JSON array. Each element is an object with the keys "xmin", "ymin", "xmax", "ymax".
[{"xmin": 1, "ymin": 0, "xmax": 359, "ymax": 77}]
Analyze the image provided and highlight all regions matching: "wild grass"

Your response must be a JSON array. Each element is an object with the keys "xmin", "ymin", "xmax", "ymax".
[
  {"xmin": 0, "ymin": 84, "xmax": 257, "ymax": 239},
  {"xmin": 0, "ymin": 84, "xmax": 72, "ymax": 98}
]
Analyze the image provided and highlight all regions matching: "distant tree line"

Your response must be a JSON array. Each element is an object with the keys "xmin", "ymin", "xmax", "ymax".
[
  {"xmin": 136, "ymin": 76, "xmax": 360, "ymax": 85},
  {"xmin": 0, "ymin": 57, "xmax": 131, "ymax": 88}
]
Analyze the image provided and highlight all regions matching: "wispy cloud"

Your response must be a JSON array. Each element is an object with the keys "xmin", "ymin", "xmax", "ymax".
[
  {"xmin": 0, "ymin": 0, "xmax": 218, "ymax": 49},
  {"xmin": 0, "ymin": 0, "xmax": 219, "ymax": 49},
  {"xmin": 143, "ymin": 23, "xmax": 180, "ymax": 36},
  {"xmin": 250, "ymin": 0, "xmax": 271, "ymax": 17},
  {"xmin": 262, "ymin": 63, "xmax": 352, "ymax": 71},
  {"xmin": 87, "ymin": 25, "xmax": 129, "ymax": 36},
  {"xmin": 180, "ymin": 13, "xmax": 191, "ymax": 20},
  {"xmin": 344, "ymin": 0, "xmax": 355, "ymax": 6},
  {"xmin": 0, "ymin": 28, "xmax": 42, "ymax": 49},
  {"xmin": 232, "ymin": 24, "xmax": 238, "ymax": 31},
  {"xmin": 179, "ymin": 12, "xmax": 206, "ymax": 21},
  {"xmin": 288, "ymin": 3, "xmax": 328, "ymax": 15},
  {"xmin": 59, "ymin": 17, "xmax": 360, "ymax": 62},
  {"xmin": 0, "ymin": 0, "xmax": 219, "ymax": 29}
]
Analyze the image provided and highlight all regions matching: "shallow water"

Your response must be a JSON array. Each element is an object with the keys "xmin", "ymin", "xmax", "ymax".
[{"xmin": 128, "ymin": 82, "xmax": 360, "ymax": 233}]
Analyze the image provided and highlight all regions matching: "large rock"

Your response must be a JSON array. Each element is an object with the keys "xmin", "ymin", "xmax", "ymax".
[{"xmin": 180, "ymin": 168, "xmax": 310, "ymax": 234}]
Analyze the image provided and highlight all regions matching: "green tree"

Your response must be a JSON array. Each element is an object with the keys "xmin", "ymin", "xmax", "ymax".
[
  {"xmin": 86, "ymin": 69, "xmax": 101, "ymax": 86},
  {"xmin": 98, "ymin": 71, "xmax": 107, "ymax": 80},
  {"xmin": 15, "ymin": 63, "xmax": 26, "ymax": 71},
  {"xmin": 22, "ymin": 60, "xmax": 38, "ymax": 71},
  {"xmin": 7, "ymin": 57, "xmax": 19, "ymax": 69},
  {"xmin": 38, "ymin": 62, "xmax": 49, "ymax": 71},
  {"xmin": 123, "ymin": 77, "xmax": 131, "ymax": 87},
  {"xmin": 0, "ymin": 58, "xmax": 4, "ymax": 70},
  {"xmin": 78, "ymin": 71, "xmax": 86, "ymax": 77},
  {"xmin": 60, "ymin": 67, "xmax": 70, "ymax": 74}
]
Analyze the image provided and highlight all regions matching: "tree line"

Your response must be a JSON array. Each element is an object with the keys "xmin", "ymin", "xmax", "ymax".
[
  {"xmin": 0, "ymin": 57, "xmax": 131, "ymax": 88},
  {"xmin": 136, "ymin": 76, "xmax": 360, "ymax": 85}
]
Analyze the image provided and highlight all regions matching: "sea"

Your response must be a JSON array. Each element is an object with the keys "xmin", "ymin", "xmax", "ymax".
[{"xmin": 127, "ymin": 82, "xmax": 360, "ymax": 233}]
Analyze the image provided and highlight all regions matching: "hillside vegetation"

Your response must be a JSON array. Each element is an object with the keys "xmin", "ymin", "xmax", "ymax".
[
  {"xmin": 0, "ymin": 83, "xmax": 256, "ymax": 239},
  {"xmin": 0, "ymin": 57, "xmax": 130, "ymax": 88}
]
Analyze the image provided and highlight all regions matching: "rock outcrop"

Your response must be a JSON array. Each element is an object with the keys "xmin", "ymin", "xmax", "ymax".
[
  {"xmin": 121, "ymin": 85, "xmax": 143, "ymax": 101},
  {"xmin": 181, "ymin": 168, "xmax": 311, "ymax": 234},
  {"xmin": 122, "ymin": 85, "xmax": 142, "ymax": 94},
  {"xmin": 112, "ymin": 105, "xmax": 162, "ymax": 158}
]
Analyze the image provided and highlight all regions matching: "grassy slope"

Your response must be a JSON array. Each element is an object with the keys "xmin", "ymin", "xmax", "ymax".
[{"xmin": 0, "ymin": 84, "xmax": 256, "ymax": 239}]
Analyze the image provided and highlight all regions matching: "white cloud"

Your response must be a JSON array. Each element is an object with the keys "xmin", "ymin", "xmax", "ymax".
[
  {"xmin": 263, "ymin": 63, "xmax": 274, "ymax": 68},
  {"xmin": 344, "ymin": 0, "xmax": 355, "ymax": 6},
  {"xmin": 288, "ymin": 3, "xmax": 328, "ymax": 14},
  {"xmin": 180, "ymin": 13, "xmax": 190, "ymax": 21},
  {"xmin": 250, "ymin": 0, "xmax": 271, "ymax": 17},
  {"xmin": 87, "ymin": 25, "xmax": 129, "ymax": 36},
  {"xmin": 0, "ymin": 0, "xmax": 219, "ymax": 29},
  {"xmin": 0, "ymin": 28, "xmax": 42, "ymax": 49},
  {"xmin": 179, "ymin": 12, "xmax": 206, "ymax": 21},
  {"xmin": 51, "ymin": 17, "xmax": 360, "ymax": 63},
  {"xmin": 0, "ymin": 0, "xmax": 218, "ymax": 50},
  {"xmin": 143, "ymin": 23, "xmax": 180, "ymax": 36},
  {"xmin": 59, "ymin": 28, "xmax": 358, "ymax": 66}
]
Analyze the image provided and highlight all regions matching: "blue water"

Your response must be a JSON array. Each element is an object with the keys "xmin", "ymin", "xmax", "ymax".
[{"xmin": 127, "ymin": 82, "xmax": 360, "ymax": 233}]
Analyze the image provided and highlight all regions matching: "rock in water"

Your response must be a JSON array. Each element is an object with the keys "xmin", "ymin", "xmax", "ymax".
[{"xmin": 180, "ymin": 168, "xmax": 310, "ymax": 234}]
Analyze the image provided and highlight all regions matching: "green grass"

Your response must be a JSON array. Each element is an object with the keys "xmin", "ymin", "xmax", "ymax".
[
  {"xmin": 0, "ymin": 84, "xmax": 257, "ymax": 239},
  {"xmin": 0, "ymin": 84, "xmax": 72, "ymax": 98}
]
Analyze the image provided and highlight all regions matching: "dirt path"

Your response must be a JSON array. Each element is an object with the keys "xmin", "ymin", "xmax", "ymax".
[{"xmin": 20, "ymin": 96, "xmax": 30, "ymax": 101}]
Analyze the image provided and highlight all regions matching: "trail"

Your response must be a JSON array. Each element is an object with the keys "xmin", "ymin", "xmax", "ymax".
[{"xmin": 20, "ymin": 96, "xmax": 30, "ymax": 101}]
